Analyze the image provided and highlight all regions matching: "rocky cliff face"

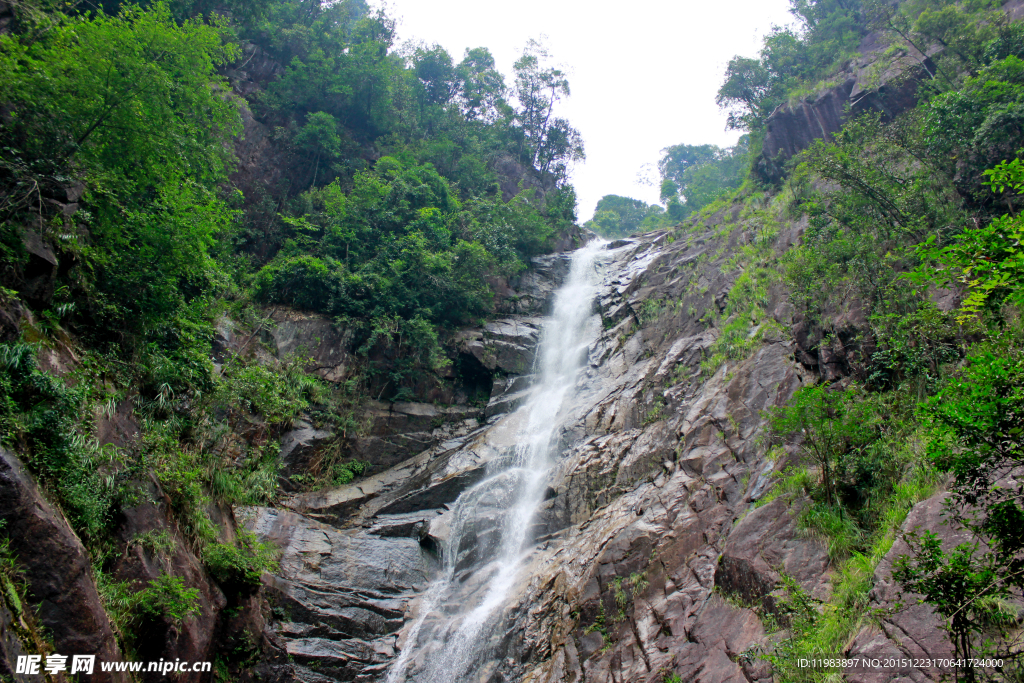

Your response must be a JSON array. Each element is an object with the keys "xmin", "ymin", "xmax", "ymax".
[
  {"xmin": 236, "ymin": 211, "xmax": 807, "ymax": 682},
  {"xmin": 235, "ymin": 195, "xmax": 971, "ymax": 682},
  {"xmin": 756, "ymin": 34, "xmax": 935, "ymax": 184},
  {"xmin": 0, "ymin": 449, "xmax": 127, "ymax": 683},
  {"xmin": 0, "ymin": 169, "xmax": 965, "ymax": 683},
  {"xmin": 0, "ymin": 191, "xmax": 961, "ymax": 683},
  {"xmin": 757, "ymin": 0, "xmax": 1024, "ymax": 184}
]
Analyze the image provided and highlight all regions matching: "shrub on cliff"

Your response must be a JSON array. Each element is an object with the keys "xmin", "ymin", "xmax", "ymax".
[
  {"xmin": 769, "ymin": 384, "xmax": 879, "ymax": 507},
  {"xmin": 204, "ymin": 531, "xmax": 278, "ymax": 597},
  {"xmin": 0, "ymin": 3, "xmax": 240, "ymax": 351},
  {"xmin": 137, "ymin": 572, "xmax": 202, "ymax": 624}
]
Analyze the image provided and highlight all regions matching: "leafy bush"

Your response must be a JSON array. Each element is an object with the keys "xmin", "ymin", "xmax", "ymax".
[
  {"xmin": 327, "ymin": 459, "xmax": 367, "ymax": 487},
  {"xmin": 252, "ymin": 255, "xmax": 351, "ymax": 313},
  {"xmin": 138, "ymin": 572, "xmax": 201, "ymax": 624},
  {"xmin": 215, "ymin": 356, "xmax": 325, "ymax": 427},
  {"xmin": 894, "ymin": 531, "xmax": 1006, "ymax": 671},
  {"xmin": 204, "ymin": 531, "xmax": 278, "ymax": 596},
  {"xmin": 911, "ymin": 158, "xmax": 1024, "ymax": 322},
  {"xmin": 0, "ymin": 343, "xmax": 123, "ymax": 541},
  {"xmin": 912, "ymin": 334, "xmax": 1024, "ymax": 659},
  {"xmin": 770, "ymin": 384, "xmax": 879, "ymax": 506},
  {"xmin": 129, "ymin": 530, "xmax": 176, "ymax": 555},
  {"xmin": 211, "ymin": 441, "xmax": 280, "ymax": 507}
]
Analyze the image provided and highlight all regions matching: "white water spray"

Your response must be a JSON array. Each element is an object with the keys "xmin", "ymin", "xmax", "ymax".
[{"xmin": 385, "ymin": 239, "xmax": 606, "ymax": 683}]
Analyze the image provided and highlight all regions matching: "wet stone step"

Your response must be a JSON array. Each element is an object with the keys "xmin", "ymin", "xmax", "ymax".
[
  {"xmin": 365, "ymin": 510, "xmax": 443, "ymax": 538},
  {"xmin": 286, "ymin": 636, "xmax": 393, "ymax": 666}
]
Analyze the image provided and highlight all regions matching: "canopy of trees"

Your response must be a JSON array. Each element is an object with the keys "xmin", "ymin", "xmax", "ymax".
[
  {"xmin": 658, "ymin": 136, "xmax": 750, "ymax": 215},
  {"xmin": 0, "ymin": 0, "xmax": 586, "ymax": 396},
  {"xmin": 583, "ymin": 195, "xmax": 667, "ymax": 238}
]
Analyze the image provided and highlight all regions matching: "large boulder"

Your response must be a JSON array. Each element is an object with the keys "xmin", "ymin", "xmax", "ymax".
[
  {"xmin": 0, "ymin": 448, "xmax": 126, "ymax": 682},
  {"xmin": 264, "ymin": 309, "xmax": 354, "ymax": 383},
  {"xmin": 458, "ymin": 317, "xmax": 544, "ymax": 376},
  {"xmin": 111, "ymin": 476, "xmax": 227, "ymax": 682},
  {"xmin": 715, "ymin": 497, "xmax": 832, "ymax": 611},
  {"xmin": 278, "ymin": 420, "xmax": 335, "ymax": 480}
]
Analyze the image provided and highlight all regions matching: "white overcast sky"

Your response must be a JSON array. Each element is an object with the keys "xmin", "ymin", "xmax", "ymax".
[{"xmin": 375, "ymin": 0, "xmax": 796, "ymax": 222}]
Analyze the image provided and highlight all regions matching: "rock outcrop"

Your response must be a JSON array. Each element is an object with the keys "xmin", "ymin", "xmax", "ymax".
[
  {"xmin": 242, "ymin": 212, "xmax": 824, "ymax": 682},
  {"xmin": 264, "ymin": 309, "xmax": 355, "ymax": 384},
  {"xmin": 0, "ymin": 448, "xmax": 126, "ymax": 682},
  {"xmin": 239, "ymin": 505, "xmax": 424, "ymax": 683},
  {"xmin": 715, "ymin": 498, "xmax": 832, "ymax": 612},
  {"xmin": 756, "ymin": 30, "xmax": 938, "ymax": 183}
]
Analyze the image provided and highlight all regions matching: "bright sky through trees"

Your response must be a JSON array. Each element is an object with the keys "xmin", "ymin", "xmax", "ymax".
[{"xmin": 378, "ymin": 0, "xmax": 794, "ymax": 221}]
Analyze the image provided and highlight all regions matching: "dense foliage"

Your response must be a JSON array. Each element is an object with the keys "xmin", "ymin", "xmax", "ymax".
[
  {"xmin": 0, "ymin": 0, "xmax": 584, "ymax": 392},
  {"xmin": 584, "ymin": 195, "xmax": 669, "ymax": 238},
  {"xmin": 0, "ymin": 0, "xmax": 586, "ymax": 670},
  {"xmin": 686, "ymin": 0, "xmax": 1024, "ymax": 678}
]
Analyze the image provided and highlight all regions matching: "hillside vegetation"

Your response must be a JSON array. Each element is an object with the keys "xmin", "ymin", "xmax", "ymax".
[
  {"xmin": 0, "ymin": 0, "xmax": 584, "ymax": 674},
  {"xmin": 2, "ymin": 0, "xmax": 1024, "ymax": 679},
  {"xmin": 673, "ymin": 0, "xmax": 1024, "ymax": 679}
]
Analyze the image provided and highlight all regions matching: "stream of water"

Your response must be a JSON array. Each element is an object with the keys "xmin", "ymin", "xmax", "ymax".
[{"xmin": 385, "ymin": 239, "xmax": 606, "ymax": 683}]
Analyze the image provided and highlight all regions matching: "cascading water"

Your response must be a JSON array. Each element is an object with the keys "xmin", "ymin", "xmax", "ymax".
[{"xmin": 386, "ymin": 239, "xmax": 607, "ymax": 683}]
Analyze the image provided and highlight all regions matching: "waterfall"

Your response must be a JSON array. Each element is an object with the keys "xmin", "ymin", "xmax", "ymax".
[{"xmin": 385, "ymin": 238, "xmax": 607, "ymax": 683}]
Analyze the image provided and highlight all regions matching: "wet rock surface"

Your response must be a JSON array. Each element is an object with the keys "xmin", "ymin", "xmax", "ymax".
[
  {"xmin": 279, "ymin": 420, "xmax": 336, "ymax": 483},
  {"xmin": 246, "ymin": 217, "xmax": 955, "ymax": 683},
  {"xmin": 244, "ymin": 221, "xmax": 819, "ymax": 683},
  {"xmin": 238, "ymin": 506, "xmax": 429, "ymax": 682},
  {"xmin": 845, "ymin": 493, "xmax": 971, "ymax": 682},
  {"xmin": 715, "ymin": 498, "xmax": 832, "ymax": 611},
  {"xmin": 0, "ymin": 600, "xmax": 31, "ymax": 683}
]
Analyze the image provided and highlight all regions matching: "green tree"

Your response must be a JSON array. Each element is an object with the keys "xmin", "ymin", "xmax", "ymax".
[
  {"xmin": 294, "ymin": 111, "xmax": 344, "ymax": 185},
  {"xmin": 0, "ymin": 2, "xmax": 240, "ymax": 190},
  {"xmin": 138, "ymin": 572, "xmax": 201, "ymax": 624},
  {"xmin": 511, "ymin": 40, "xmax": 584, "ymax": 178},
  {"xmin": 769, "ymin": 384, "xmax": 877, "ymax": 507},
  {"xmin": 657, "ymin": 137, "xmax": 749, "ymax": 212},
  {"xmin": 925, "ymin": 345, "xmax": 1024, "ymax": 581},
  {"xmin": 895, "ymin": 335, "xmax": 1024, "ymax": 677},
  {"xmin": 716, "ymin": 57, "xmax": 776, "ymax": 131},
  {"xmin": 413, "ymin": 44, "xmax": 460, "ymax": 106},
  {"xmin": 584, "ymin": 195, "xmax": 665, "ymax": 238},
  {"xmin": 716, "ymin": 0, "xmax": 870, "ymax": 132},
  {"xmin": 458, "ymin": 47, "xmax": 507, "ymax": 122},
  {"xmin": 658, "ymin": 144, "xmax": 719, "ymax": 189},
  {"xmin": 911, "ymin": 158, "xmax": 1024, "ymax": 322}
]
